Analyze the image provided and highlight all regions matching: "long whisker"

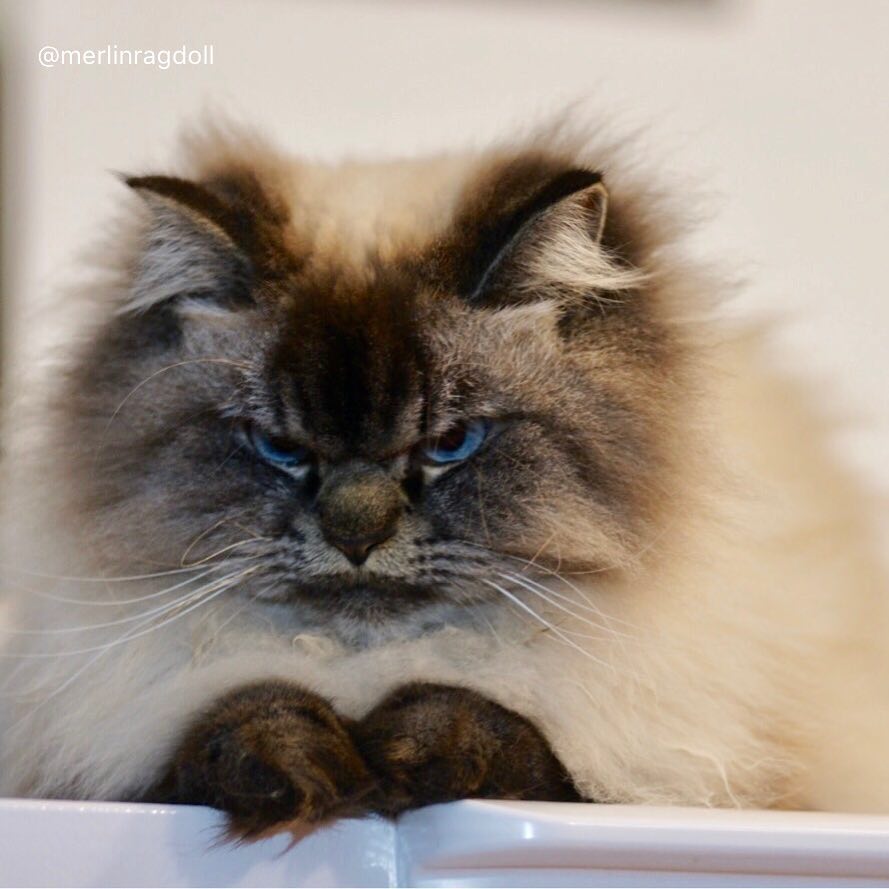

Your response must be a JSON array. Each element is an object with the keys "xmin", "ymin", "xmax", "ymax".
[
  {"xmin": 525, "ymin": 530, "xmax": 558, "ymax": 573},
  {"xmin": 177, "ymin": 515, "xmax": 261, "ymax": 567},
  {"xmin": 180, "ymin": 536, "xmax": 269, "ymax": 568},
  {"xmin": 91, "ymin": 358, "xmax": 254, "ymax": 476},
  {"xmin": 0, "ymin": 563, "xmax": 213, "ymax": 585},
  {"xmin": 480, "ymin": 578, "xmax": 616, "ymax": 673},
  {"xmin": 195, "ymin": 580, "xmax": 277, "ymax": 643},
  {"xmin": 560, "ymin": 517, "xmax": 678, "ymax": 577},
  {"xmin": 2, "ymin": 568, "xmax": 235, "ymax": 635},
  {"xmin": 517, "ymin": 559, "xmax": 646, "ymax": 633},
  {"xmin": 454, "ymin": 537, "xmax": 640, "ymax": 631},
  {"xmin": 2, "ymin": 536, "xmax": 261, "ymax": 604},
  {"xmin": 469, "ymin": 543, "xmax": 644, "ymax": 634},
  {"xmin": 0, "ymin": 568, "xmax": 256, "ymax": 657},
  {"xmin": 2, "ymin": 567, "xmax": 259, "ymax": 727},
  {"xmin": 498, "ymin": 571, "xmax": 634, "ymax": 640},
  {"xmin": 498, "ymin": 572, "xmax": 635, "ymax": 639},
  {"xmin": 103, "ymin": 358, "xmax": 252, "ymax": 439},
  {"xmin": 3, "ymin": 565, "xmax": 221, "ymax": 611},
  {"xmin": 447, "ymin": 579, "xmax": 507, "ymax": 645},
  {"xmin": 492, "ymin": 598, "xmax": 623, "ymax": 647}
]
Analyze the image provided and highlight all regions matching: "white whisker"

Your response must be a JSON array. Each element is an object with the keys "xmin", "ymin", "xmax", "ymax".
[
  {"xmin": 499, "ymin": 571, "xmax": 635, "ymax": 640},
  {"xmin": 480, "ymin": 578, "xmax": 616, "ymax": 673},
  {"xmin": 481, "ymin": 546, "xmax": 644, "ymax": 633},
  {"xmin": 0, "ymin": 563, "xmax": 212, "ymax": 585},
  {"xmin": 103, "ymin": 359, "xmax": 251, "ymax": 440},
  {"xmin": 17, "ymin": 565, "xmax": 224, "ymax": 608},
  {"xmin": 2, "ymin": 567, "xmax": 259, "ymax": 731},
  {"xmin": 3, "ymin": 568, "xmax": 226, "ymax": 634},
  {"xmin": 0, "ymin": 568, "xmax": 256, "ymax": 658},
  {"xmin": 180, "ymin": 536, "xmax": 268, "ymax": 568}
]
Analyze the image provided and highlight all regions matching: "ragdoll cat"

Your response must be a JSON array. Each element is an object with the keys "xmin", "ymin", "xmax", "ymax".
[{"xmin": 1, "ymin": 123, "xmax": 888, "ymax": 836}]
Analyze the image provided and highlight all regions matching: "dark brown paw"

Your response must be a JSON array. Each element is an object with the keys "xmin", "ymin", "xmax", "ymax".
[
  {"xmin": 354, "ymin": 683, "xmax": 581, "ymax": 817},
  {"xmin": 151, "ymin": 681, "xmax": 374, "ymax": 837}
]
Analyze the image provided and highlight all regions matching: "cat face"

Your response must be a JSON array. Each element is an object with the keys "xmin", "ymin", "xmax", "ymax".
[{"xmin": 58, "ymin": 146, "xmax": 683, "ymax": 640}]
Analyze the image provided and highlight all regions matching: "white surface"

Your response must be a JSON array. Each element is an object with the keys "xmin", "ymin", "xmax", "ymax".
[
  {"xmin": 0, "ymin": 798, "xmax": 395, "ymax": 888},
  {"xmin": 2, "ymin": 799, "xmax": 889, "ymax": 888}
]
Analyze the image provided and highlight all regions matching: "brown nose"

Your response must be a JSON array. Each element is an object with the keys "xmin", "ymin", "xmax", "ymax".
[{"xmin": 317, "ymin": 464, "xmax": 404, "ymax": 566}]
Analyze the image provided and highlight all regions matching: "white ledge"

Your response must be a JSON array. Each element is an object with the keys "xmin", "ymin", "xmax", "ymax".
[{"xmin": 2, "ymin": 798, "xmax": 889, "ymax": 887}]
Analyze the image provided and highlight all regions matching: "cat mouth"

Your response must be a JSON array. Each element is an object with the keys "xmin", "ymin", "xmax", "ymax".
[{"xmin": 275, "ymin": 574, "xmax": 448, "ymax": 612}]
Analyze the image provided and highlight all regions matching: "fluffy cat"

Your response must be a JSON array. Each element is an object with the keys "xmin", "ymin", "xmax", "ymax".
[{"xmin": 1, "ymin": 123, "xmax": 887, "ymax": 834}]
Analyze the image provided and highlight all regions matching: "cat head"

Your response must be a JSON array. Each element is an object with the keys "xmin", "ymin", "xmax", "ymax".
[{"xmin": 55, "ymin": 131, "xmax": 692, "ymax": 642}]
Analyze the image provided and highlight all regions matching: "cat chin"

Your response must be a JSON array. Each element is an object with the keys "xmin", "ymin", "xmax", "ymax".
[{"xmin": 289, "ymin": 599, "xmax": 487, "ymax": 650}]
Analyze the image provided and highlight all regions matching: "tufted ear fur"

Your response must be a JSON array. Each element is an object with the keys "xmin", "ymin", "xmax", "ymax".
[
  {"xmin": 455, "ymin": 167, "xmax": 644, "ymax": 309},
  {"xmin": 123, "ymin": 175, "xmax": 254, "ymax": 313}
]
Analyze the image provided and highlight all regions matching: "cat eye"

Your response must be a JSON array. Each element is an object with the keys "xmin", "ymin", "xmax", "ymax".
[
  {"xmin": 246, "ymin": 424, "xmax": 312, "ymax": 469},
  {"xmin": 422, "ymin": 418, "xmax": 491, "ymax": 465}
]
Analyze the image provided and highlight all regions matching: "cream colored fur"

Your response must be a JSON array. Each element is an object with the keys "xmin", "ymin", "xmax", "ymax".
[{"xmin": 1, "ymin": 128, "xmax": 887, "ymax": 813}]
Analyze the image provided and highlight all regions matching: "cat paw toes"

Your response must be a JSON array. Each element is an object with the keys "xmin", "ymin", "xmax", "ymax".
[
  {"xmin": 354, "ymin": 682, "xmax": 580, "ymax": 817},
  {"xmin": 154, "ymin": 681, "xmax": 374, "ymax": 837}
]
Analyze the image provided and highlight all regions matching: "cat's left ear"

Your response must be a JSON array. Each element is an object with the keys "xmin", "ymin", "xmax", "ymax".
[
  {"xmin": 123, "ymin": 175, "xmax": 254, "ymax": 313},
  {"xmin": 457, "ymin": 169, "xmax": 640, "ymax": 308}
]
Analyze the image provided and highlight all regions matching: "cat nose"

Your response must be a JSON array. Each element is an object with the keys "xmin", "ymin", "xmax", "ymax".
[
  {"xmin": 317, "ymin": 464, "xmax": 404, "ymax": 566},
  {"xmin": 328, "ymin": 535, "xmax": 388, "ymax": 567}
]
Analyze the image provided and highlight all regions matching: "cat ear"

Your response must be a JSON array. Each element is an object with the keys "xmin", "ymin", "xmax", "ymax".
[
  {"xmin": 123, "ymin": 175, "xmax": 253, "ymax": 313},
  {"xmin": 462, "ymin": 170, "xmax": 641, "ymax": 307}
]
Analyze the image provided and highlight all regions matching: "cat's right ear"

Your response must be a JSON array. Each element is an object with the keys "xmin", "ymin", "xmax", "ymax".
[{"xmin": 123, "ymin": 175, "xmax": 253, "ymax": 313}]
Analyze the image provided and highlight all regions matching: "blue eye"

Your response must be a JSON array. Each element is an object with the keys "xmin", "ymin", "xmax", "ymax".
[
  {"xmin": 248, "ymin": 425, "xmax": 311, "ymax": 468},
  {"xmin": 423, "ymin": 419, "xmax": 490, "ymax": 465}
]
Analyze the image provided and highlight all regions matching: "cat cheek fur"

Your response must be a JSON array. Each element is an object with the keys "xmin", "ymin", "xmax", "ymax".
[{"xmin": 0, "ymin": 123, "xmax": 888, "ymax": 817}]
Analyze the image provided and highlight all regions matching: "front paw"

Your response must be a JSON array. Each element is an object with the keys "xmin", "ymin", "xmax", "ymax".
[
  {"xmin": 153, "ymin": 681, "xmax": 374, "ymax": 837},
  {"xmin": 354, "ymin": 682, "xmax": 581, "ymax": 816}
]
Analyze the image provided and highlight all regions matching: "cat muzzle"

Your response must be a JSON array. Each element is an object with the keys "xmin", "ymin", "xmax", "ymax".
[{"xmin": 316, "ymin": 463, "xmax": 405, "ymax": 566}]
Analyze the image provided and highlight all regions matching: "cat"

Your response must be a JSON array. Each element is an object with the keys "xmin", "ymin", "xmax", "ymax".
[{"xmin": 1, "ymin": 122, "xmax": 888, "ymax": 837}]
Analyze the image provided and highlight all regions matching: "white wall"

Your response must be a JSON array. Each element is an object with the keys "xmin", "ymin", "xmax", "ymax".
[{"xmin": 2, "ymin": 0, "xmax": 888, "ymax": 492}]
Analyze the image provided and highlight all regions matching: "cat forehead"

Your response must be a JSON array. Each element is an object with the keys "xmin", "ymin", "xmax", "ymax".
[
  {"xmin": 234, "ymin": 147, "xmax": 588, "ymax": 270},
  {"xmin": 261, "ymin": 277, "xmax": 556, "ymax": 455},
  {"xmin": 280, "ymin": 155, "xmax": 476, "ymax": 263},
  {"xmin": 264, "ymin": 269, "xmax": 428, "ymax": 456},
  {"xmin": 238, "ymin": 257, "xmax": 559, "ymax": 463}
]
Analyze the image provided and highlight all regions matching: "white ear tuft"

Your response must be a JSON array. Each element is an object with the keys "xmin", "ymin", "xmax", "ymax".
[
  {"xmin": 578, "ymin": 181, "xmax": 608, "ymax": 245},
  {"xmin": 522, "ymin": 183, "xmax": 648, "ymax": 304},
  {"xmin": 470, "ymin": 175, "xmax": 646, "ymax": 309}
]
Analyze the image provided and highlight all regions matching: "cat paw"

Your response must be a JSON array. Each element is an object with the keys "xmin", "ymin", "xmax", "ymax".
[
  {"xmin": 153, "ymin": 681, "xmax": 374, "ymax": 837},
  {"xmin": 354, "ymin": 682, "xmax": 581, "ymax": 817}
]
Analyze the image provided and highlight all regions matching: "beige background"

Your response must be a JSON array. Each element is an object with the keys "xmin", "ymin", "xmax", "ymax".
[{"xmin": 2, "ymin": 0, "xmax": 888, "ymax": 494}]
